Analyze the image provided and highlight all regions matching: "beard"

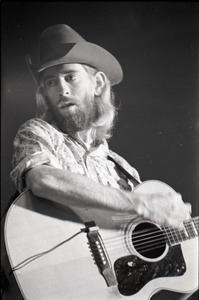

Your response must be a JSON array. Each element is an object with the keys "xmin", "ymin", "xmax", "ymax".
[{"xmin": 46, "ymin": 93, "xmax": 99, "ymax": 135}]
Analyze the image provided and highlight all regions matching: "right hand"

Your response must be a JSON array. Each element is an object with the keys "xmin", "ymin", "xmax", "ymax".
[{"xmin": 131, "ymin": 191, "xmax": 191, "ymax": 228}]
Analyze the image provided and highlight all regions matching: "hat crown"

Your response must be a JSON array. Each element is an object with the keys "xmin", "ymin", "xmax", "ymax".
[
  {"xmin": 40, "ymin": 24, "xmax": 85, "ymax": 44},
  {"xmin": 29, "ymin": 24, "xmax": 123, "ymax": 86},
  {"xmin": 39, "ymin": 24, "xmax": 85, "ymax": 64}
]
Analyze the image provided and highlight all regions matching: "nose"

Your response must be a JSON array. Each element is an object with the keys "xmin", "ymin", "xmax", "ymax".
[{"xmin": 58, "ymin": 78, "xmax": 70, "ymax": 97}]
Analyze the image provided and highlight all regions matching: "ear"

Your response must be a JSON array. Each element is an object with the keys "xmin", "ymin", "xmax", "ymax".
[{"xmin": 94, "ymin": 72, "xmax": 106, "ymax": 96}]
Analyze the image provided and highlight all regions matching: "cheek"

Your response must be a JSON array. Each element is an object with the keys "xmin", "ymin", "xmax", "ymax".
[
  {"xmin": 45, "ymin": 89, "xmax": 59, "ymax": 106},
  {"xmin": 75, "ymin": 80, "xmax": 95, "ymax": 97}
]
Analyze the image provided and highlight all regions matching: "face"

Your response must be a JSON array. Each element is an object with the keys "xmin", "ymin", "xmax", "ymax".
[{"xmin": 41, "ymin": 63, "xmax": 99, "ymax": 134}]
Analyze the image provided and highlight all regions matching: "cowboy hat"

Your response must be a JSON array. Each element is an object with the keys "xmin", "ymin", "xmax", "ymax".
[{"xmin": 26, "ymin": 24, "xmax": 123, "ymax": 86}]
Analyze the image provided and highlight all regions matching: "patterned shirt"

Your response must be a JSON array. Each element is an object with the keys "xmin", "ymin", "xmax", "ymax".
[{"xmin": 10, "ymin": 118, "xmax": 141, "ymax": 193}]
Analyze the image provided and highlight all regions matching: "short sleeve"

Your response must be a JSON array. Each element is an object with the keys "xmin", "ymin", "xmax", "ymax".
[{"xmin": 10, "ymin": 118, "xmax": 63, "ymax": 192}]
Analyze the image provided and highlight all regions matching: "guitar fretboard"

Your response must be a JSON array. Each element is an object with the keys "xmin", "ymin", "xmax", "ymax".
[{"xmin": 162, "ymin": 217, "xmax": 199, "ymax": 246}]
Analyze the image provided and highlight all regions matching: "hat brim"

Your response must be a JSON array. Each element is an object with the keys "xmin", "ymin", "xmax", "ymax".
[{"xmin": 27, "ymin": 42, "xmax": 123, "ymax": 86}]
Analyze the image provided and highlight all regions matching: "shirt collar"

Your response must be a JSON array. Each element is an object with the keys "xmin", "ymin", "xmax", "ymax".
[{"xmin": 50, "ymin": 120, "xmax": 110, "ymax": 158}]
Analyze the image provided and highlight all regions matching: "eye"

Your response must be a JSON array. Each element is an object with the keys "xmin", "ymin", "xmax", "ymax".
[
  {"xmin": 45, "ymin": 79, "xmax": 57, "ymax": 88},
  {"xmin": 65, "ymin": 74, "xmax": 77, "ymax": 82}
]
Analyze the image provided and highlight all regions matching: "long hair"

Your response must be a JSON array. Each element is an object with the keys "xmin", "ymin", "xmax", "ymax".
[{"xmin": 35, "ymin": 65, "xmax": 118, "ymax": 143}]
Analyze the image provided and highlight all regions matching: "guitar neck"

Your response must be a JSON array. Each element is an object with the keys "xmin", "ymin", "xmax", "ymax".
[{"xmin": 162, "ymin": 216, "xmax": 199, "ymax": 246}]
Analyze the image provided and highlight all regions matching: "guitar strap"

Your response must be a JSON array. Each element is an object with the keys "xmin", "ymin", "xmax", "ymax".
[{"xmin": 108, "ymin": 155, "xmax": 140, "ymax": 187}]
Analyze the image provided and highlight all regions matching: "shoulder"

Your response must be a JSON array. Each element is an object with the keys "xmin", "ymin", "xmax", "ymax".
[
  {"xmin": 13, "ymin": 118, "xmax": 77, "ymax": 154},
  {"xmin": 17, "ymin": 118, "xmax": 55, "ymax": 133},
  {"xmin": 15, "ymin": 118, "xmax": 64, "ymax": 141}
]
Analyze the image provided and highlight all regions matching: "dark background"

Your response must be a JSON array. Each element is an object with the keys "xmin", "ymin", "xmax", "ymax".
[
  {"xmin": 1, "ymin": 2, "xmax": 198, "ymax": 216},
  {"xmin": 1, "ymin": 2, "xmax": 199, "ymax": 299}
]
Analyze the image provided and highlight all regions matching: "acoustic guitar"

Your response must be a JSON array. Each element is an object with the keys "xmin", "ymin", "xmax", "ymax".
[{"xmin": 4, "ymin": 180, "xmax": 198, "ymax": 299}]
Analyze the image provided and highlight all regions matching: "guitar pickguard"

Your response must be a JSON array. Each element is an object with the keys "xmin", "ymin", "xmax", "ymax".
[{"xmin": 114, "ymin": 245, "xmax": 186, "ymax": 296}]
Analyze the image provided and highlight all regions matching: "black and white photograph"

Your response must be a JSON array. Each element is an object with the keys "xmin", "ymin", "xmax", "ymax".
[{"xmin": 1, "ymin": 2, "xmax": 198, "ymax": 300}]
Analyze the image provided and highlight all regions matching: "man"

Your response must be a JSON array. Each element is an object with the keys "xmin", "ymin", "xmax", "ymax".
[{"xmin": 9, "ymin": 24, "xmax": 195, "ymax": 299}]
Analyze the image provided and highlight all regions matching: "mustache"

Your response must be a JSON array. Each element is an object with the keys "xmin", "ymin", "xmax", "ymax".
[{"xmin": 57, "ymin": 96, "xmax": 77, "ymax": 108}]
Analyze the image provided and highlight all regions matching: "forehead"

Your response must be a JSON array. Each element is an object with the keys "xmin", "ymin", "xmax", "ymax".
[{"xmin": 41, "ymin": 63, "xmax": 87, "ymax": 80}]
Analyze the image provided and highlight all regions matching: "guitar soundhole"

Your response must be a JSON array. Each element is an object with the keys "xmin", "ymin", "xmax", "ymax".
[{"xmin": 132, "ymin": 222, "xmax": 166, "ymax": 259}]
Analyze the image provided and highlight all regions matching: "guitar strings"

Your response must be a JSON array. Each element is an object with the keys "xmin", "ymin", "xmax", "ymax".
[
  {"xmin": 104, "ymin": 226, "xmax": 161, "ymax": 244},
  {"xmin": 103, "ymin": 228, "xmax": 164, "ymax": 251},
  {"xmin": 103, "ymin": 218, "xmax": 199, "ymax": 254},
  {"xmin": 103, "ymin": 217, "xmax": 199, "ymax": 244},
  {"xmin": 103, "ymin": 218, "xmax": 199, "ymax": 246},
  {"xmin": 104, "ymin": 229, "xmax": 196, "ymax": 255},
  {"xmin": 104, "ymin": 239, "xmax": 168, "ymax": 254},
  {"xmin": 102, "ymin": 242, "xmax": 168, "ymax": 255},
  {"xmin": 104, "ymin": 217, "xmax": 199, "ymax": 254},
  {"xmin": 103, "ymin": 233, "xmax": 167, "ymax": 254}
]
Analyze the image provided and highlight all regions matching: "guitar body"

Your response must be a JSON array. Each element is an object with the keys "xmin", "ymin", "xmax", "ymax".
[{"xmin": 4, "ymin": 180, "xmax": 198, "ymax": 300}]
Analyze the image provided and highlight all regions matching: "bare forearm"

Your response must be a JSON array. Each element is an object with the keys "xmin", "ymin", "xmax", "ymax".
[
  {"xmin": 25, "ymin": 165, "xmax": 191, "ymax": 228},
  {"xmin": 25, "ymin": 165, "xmax": 134, "ymax": 213}
]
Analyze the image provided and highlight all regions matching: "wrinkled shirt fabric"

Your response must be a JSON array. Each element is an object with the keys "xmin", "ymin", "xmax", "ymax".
[{"xmin": 10, "ymin": 118, "xmax": 141, "ymax": 193}]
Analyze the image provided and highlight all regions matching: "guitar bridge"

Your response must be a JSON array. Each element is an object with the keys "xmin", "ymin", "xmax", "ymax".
[{"xmin": 85, "ymin": 221, "xmax": 117, "ymax": 287}]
